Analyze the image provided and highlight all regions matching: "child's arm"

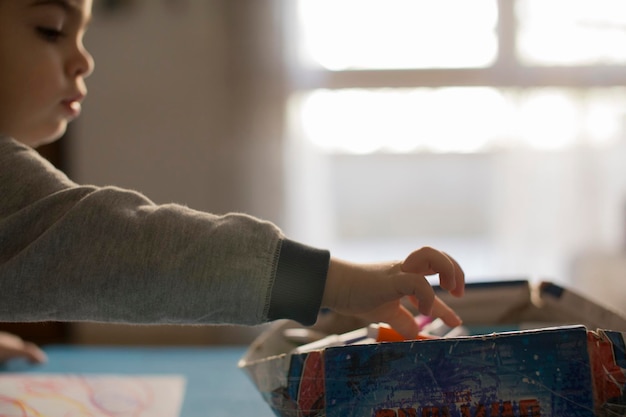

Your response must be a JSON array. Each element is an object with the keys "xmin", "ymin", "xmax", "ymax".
[
  {"xmin": 0, "ymin": 332, "xmax": 47, "ymax": 364},
  {"xmin": 322, "ymin": 246, "xmax": 464, "ymax": 339},
  {"xmin": 0, "ymin": 137, "xmax": 463, "ymax": 332}
]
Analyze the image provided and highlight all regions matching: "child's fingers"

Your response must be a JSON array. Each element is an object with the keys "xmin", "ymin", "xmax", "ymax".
[
  {"xmin": 445, "ymin": 253, "xmax": 465, "ymax": 297},
  {"xmin": 393, "ymin": 273, "xmax": 437, "ymax": 316},
  {"xmin": 22, "ymin": 342, "xmax": 47, "ymax": 364},
  {"xmin": 0, "ymin": 346, "xmax": 46, "ymax": 364},
  {"xmin": 406, "ymin": 293, "xmax": 462, "ymax": 328},
  {"xmin": 0, "ymin": 332, "xmax": 47, "ymax": 364},
  {"xmin": 401, "ymin": 247, "xmax": 465, "ymax": 296},
  {"xmin": 383, "ymin": 305, "xmax": 421, "ymax": 340},
  {"xmin": 431, "ymin": 296, "xmax": 462, "ymax": 327},
  {"xmin": 385, "ymin": 297, "xmax": 461, "ymax": 339}
]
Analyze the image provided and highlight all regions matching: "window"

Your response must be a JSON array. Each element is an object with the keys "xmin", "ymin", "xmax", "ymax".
[
  {"xmin": 518, "ymin": 0, "xmax": 626, "ymax": 66},
  {"xmin": 283, "ymin": 0, "xmax": 626, "ymax": 298},
  {"xmin": 298, "ymin": 87, "xmax": 626, "ymax": 153},
  {"xmin": 297, "ymin": 0, "xmax": 497, "ymax": 70},
  {"xmin": 290, "ymin": 0, "xmax": 626, "ymax": 154}
]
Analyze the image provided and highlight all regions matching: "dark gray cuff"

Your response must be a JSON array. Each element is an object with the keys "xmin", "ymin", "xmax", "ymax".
[{"xmin": 267, "ymin": 239, "xmax": 330, "ymax": 326}]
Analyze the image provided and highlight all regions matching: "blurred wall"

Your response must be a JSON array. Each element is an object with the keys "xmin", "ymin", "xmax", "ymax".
[{"xmin": 68, "ymin": 0, "xmax": 287, "ymax": 345}]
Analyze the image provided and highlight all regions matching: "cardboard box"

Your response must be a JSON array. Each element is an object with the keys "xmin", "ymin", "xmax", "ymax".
[{"xmin": 239, "ymin": 281, "xmax": 626, "ymax": 416}]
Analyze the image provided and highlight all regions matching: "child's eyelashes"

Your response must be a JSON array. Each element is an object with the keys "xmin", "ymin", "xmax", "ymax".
[{"xmin": 36, "ymin": 26, "xmax": 65, "ymax": 42}]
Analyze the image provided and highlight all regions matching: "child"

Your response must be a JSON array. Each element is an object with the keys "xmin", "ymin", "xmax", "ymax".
[{"xmin": 0, "ymin": 0, "xmax": 465, "ymax": 362}]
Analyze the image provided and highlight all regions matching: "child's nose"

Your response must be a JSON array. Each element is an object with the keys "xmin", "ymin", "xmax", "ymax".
[{"xmin": 68, "ymin": 43, "xmax": 95, "ymax": 79}]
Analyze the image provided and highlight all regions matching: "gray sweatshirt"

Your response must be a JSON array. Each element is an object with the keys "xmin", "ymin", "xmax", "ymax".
[{"xmin": 0, "ymin": 136, "xmax": 329, "ymax": 326}]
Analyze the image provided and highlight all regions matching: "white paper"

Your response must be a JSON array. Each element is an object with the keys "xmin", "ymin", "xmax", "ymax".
[{"xmin": 0, "ymin": 374, "xmax": 185, "ymax": 417}]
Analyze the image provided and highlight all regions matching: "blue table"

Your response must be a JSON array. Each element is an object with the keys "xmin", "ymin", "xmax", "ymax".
[{"xmin": 0, "ymin": 345, "xmax": 275, "ymax": 417}]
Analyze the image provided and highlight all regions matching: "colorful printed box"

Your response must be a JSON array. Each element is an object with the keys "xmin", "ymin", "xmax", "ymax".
[{"xmin": 240, "ymin": 281, "xmax": 626, "ymax": 417}]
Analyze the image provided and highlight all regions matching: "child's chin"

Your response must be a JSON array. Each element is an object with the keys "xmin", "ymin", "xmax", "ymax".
[{"xmin": 25, "ymin": 125, "xmax": 67, "ymax": 148}]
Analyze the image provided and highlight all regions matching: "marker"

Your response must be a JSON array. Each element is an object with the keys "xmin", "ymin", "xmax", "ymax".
[
  {"xmin": 416, "ymin": 314, "xmax": 435, "ymax": 329},
  {"xmin": 293, "ymin": 327, "xmax": 373, "ymax": 354},
  {"xmin": 291, "ymin": 317, "xmax": 468, "ymax": 354},
  {"xmin": 420, "ymin": 318, "xmax": 470, "ymax": 338},
  {"xmin": 368, "ymin": 323, "xmax": 440, "ymax": 343},
  {"xmin": 283, "ymin": 328, "xmax": 329, "ymax": 345},
  {"xmin": 294, "ymin": 322, "xmax": 438, "ymax": 353},
  {"xmin": 420, "ymin": 318, "xmax": 452, "ymax": 337}
]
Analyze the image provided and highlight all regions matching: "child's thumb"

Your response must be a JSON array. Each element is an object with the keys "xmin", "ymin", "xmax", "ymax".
[{"xmin": 384, "ymin": 307, "xmax": 421, "ymax": 340}]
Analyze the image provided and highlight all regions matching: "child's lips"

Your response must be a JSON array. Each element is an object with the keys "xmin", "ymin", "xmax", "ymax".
[{"xmin": 61, "ymin": 94, "xmax": 85, "ymax": 118}]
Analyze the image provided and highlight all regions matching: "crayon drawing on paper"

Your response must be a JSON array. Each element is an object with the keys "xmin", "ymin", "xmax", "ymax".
[{"xmin": 0, "ymin": 373, "xmax": 185, "ymax": 417}]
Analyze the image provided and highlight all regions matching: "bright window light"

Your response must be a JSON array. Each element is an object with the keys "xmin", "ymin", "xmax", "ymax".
[
  {"xmin": 299, "ymin": 88, "xmax": 510, "ymax": 154},
  {"xmin": 517, "ymin": 0, "xmax": 626, "ymax": 65},
  {"xmin": 298, "ymin": 88, "xmax": 626, "ymax": 154},
  {"xmin": 297, "ymin": 0, "xmax": 498, "ymax": 70},
  {"xmin": 293, "ymin": 0, "xmax": 626, "ymax": 154},
  {"xmin": 584, "ymin": 90, "xmax": 624, "ymax": 146},
  {"xmin": 517, "ymin": 90, "xmax": 580, "ymax": 150}
]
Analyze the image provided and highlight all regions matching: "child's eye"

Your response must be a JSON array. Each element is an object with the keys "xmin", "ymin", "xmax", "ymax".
[{"xmin": 36, "ymin": 26, "xmax": 65, "ymax": 42}]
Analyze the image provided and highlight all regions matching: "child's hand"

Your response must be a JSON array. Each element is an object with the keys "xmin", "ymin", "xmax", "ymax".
[
  {"xmin": 0, "ymin": 332, "xmax": 47, "ymax": 364},
  {"xmin": 321, "ymin": 246, "xmax": 465, "ymax": 339}
]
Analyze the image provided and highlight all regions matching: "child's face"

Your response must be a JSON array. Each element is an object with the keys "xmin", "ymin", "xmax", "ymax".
[{"xmin": 0, "ymin": 0, "xmax": 94, "ymax": 147}]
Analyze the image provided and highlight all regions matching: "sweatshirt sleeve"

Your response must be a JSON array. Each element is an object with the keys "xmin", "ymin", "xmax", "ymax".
[{"xmin": 0, "ymin": 136, "xmax": 329, "ymax": 326}]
